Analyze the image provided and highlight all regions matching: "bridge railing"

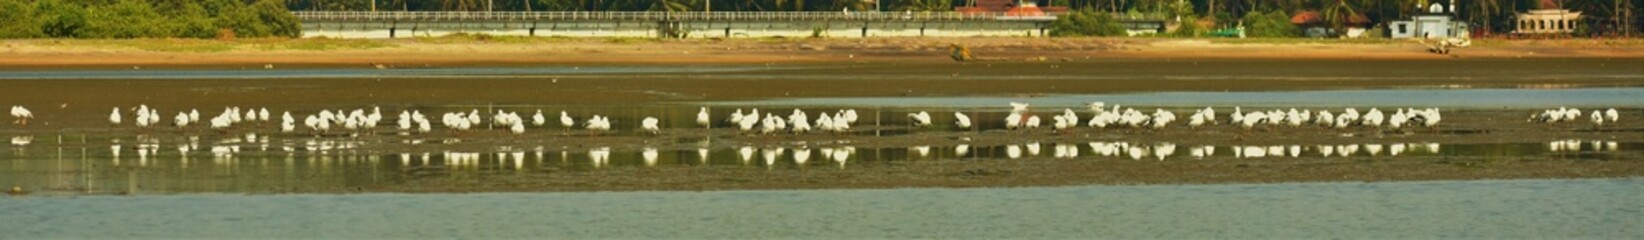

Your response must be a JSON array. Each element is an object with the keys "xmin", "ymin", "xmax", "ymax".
[{"xmin": 292, "ymin": 11, "xmax": 1067, "ymax": 22}]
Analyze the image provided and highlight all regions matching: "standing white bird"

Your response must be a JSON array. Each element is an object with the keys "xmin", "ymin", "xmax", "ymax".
[
  {"xmin": 1604, "ymin": 108, "xmax": 1619, "ymax": 122},
  {"xmin": 10, "ymin": 106, "xmax": 32, "ymax": 126},
  {"xmin": 727, "ymin": 109, "xmax": 745, "ymax": 124},
  {"xmin": 908, "ymin": 111, "xmax": 933, "ymax": 127},
  {"xmin": 509, "ymin": 121, "xmax": 526, "ymax": 134},
  {"xmin": 1591, "ymin": 110, "xmax": 1605, "ymax": 128},
  {"xmin": 738, "ymin": 111, "xmax": 760, "ymax": 132},
  {"xmin": 641, "ymin": 117, "xmax": 661, "ymax": 134},
  {"xmin": 954, "ymin": 112, "xmax": 972, "ymax": 129},
  {"xmin": 109, "ymin": 107, "xmax": 123, "ymax": 126},
  {"xmin": 1187, "ymin": 110, "xmax": 1206, "ymax": 129},
  {"xmin": 1202, "ymin": 107, "xmax": 1217, "ymax": 124},
  {"xmin": 697, "ymin": 107, "xmax": 712, "ymax": 128},
  {"xmin": 174, "ymin": 112, "xmax": 191, "ymax": 128},
  {"xmin": 258, "ymin": 108, "xmax": 271, "ymax": 122},
  {"xmin": 1362, "ymin": 108, "xmax": 1385, "ymax": 128},
  {"xmin": 1005, "ymin": 112, "xmax": 1023, "ymax": 129},
  {"xmin": 188, "ymin": 109, "xmax": 200, "ymax": 124},
  {"xmin": 531, "ymin": 110, "xmax": 546, "ymax": 126},
  {"xmin": 559, "ymin": 111, "xmax": 575, "ymax": 130},
  {"xmin": 1025, "ymin": 115, "xmax": 1042, "ymax": 129},
  {"xmin": 1388, "ymin": 109, "xmax": 1408, "ymax": 130},
  {"xmin": 841, "ymin": 109, "xmax": 859, "ymax": 124},
  {"xmin": 397, "ymin": 111, "xmax": 413, "ymax": 131},
  {"xmin": 280, "ymin": 112, "xmax": 296, "ymax": 133}
]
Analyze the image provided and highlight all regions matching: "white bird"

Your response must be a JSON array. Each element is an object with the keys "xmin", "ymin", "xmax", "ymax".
[
  {"xmin": 1241, "ymin": 111, "xmax": 1266, "ymax": 130},
  {"xmin": 1362, "ymin": 108, "xmax": 1385, "ymax": 127},
  {"xmin": 1316, "ymin": 110, "xmax": 1335, "ymax": 127},
  {"xmin": 1420, "ymin": 108, "xmax": 1442, "ymax": 128},
  {"xmin": 1388, "ymin": 109, "xmax": 1408, "ymax": 130},
  {"xmin": 1604, "ymin": 108, "xmax": 1619, "ymax": 122},
  {"xmin": 1025, "ymin": 115, "xmax": 1041, "ymax": 129},
  {"xmin": 697, "ymin": 107, "xmax": 712, "ymax": 128},
  {"xmin": 1230, "ymin": 106, "xmax": 1244, "ymax": 126},
  {"xmin": 466, "ymin": 109, "xmax": 482, "ymax": 127},
  {"xmin": 908, "ymin": 111, "xmax": 932, "ymax": 127},
  {"xmin": 105, "ymin": 107, "xmax": 122, "ymax": 126},
  {"xmin": 1187, "ymin": 110, "xmax": 1206, "ymax": 128},
  {"xmin": 173, "ymin": 112, "xmax": 191, "ymax": 128},
  {"xmin": 1052, "ymin": 115, "xmax": 1070, "ymax": 132},
  {"xmin": 1591, "ymin": 110, "xmax": 1605, "ymax": 128},
  {"xmin": 188, "ymin": 109, "xmax": 200, "ymax": 124},
  {"xmin": 830, "ymin": 113, "xmax": 850, "ymax": 132},
  {"xmin": 559, "ymin": 111, "xmax": 575, "ymax": 129},
  {"xmin": 738, "ymin": 110, "xmax": 760, "ymax": 131},
  {"xmin": 641, "ymin": 117, "xmax": 661, "ymax": 134},
  {"xmin": 1005, "ymin": 112, "xmax": 1023, "ymax": 129},
  {"xmin": 509, "ymin": 121, "xmax": 525, "ymax": 134},
  {"xmin": 954, "ymin": 112, "xmax": 972, "ymax": 129},
  {"xmin": 1202, "ymin": 107, "xmax": 1217, "ymax": 124},
  {"xmin": 841, "ymin": 109, "xmax": 859, "ymax": 124},
  {"xmin": 397, "ymin": 111, "xmax": 413, "ymax": 131},
  {"xmin": 727, "ymin": 108, "xmax": 745, "ymax": 124},
  {"xmin": 280, "ymin": 112, "xmax": 296, "ymax": 133},
  {"xmin": 10, "ymin": 106, "xmax": 33, "ymax": 125},
  {"xmin": 258, "ymin": 108, "xmax": 271, "ymax": 122}
]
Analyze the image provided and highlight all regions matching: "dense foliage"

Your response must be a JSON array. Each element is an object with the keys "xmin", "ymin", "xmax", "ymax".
[
  {"xmin": 1242, "ymin": 11, "xmax": 1297, "ymax": 38},
  {"xmin": 1049, "ymin": 9, "xmax": 1127, "ymax": 37},
  {"xmin": 0, "ymin": 0, "xmax": 300, "ymax": 39}
]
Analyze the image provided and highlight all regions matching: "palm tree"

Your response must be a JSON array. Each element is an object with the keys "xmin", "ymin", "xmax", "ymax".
[{"xmin": 1320, "ymin": 0, "xmax": 1358, "ymax": 35}]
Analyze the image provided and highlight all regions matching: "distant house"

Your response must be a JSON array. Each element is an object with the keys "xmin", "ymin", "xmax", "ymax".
[
  {"xmin": 1290, "ymin": 11, "xmax": 1370, "ymax": 38},
  {"xmin": 955, "ymin": 0, "xmax": 1068, "ymax": 17},
  {"xmin": 1513, "ymin": 0, "xmax": 1581, "ymax": 35},
  {"xmin": 1389, "ymin": 1, "xmax": 1470, "ymax": 39}
]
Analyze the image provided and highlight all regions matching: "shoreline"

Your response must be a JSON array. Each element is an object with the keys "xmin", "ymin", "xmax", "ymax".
[{"xmin": 3, "ymin": 37, "xmax": 1642, "ymax": 70}]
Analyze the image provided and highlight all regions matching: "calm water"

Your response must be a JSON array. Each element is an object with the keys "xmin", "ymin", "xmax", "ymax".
[
  {"xmin": 2, "ymin": 177, "xmax": 1639, "ymax": 238},
  {"xmin": 714, "ymin": 87, "xmax": 1644, "ymax": 108},
  {"xmin": 1, "ymin": 137, "xmax": 1632, "ymax": 195}
]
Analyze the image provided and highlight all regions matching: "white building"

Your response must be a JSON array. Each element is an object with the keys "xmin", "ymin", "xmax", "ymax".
[
  {"xmin": 1513, "ymin": 9, "xmax": 1581, "ymax": 34},
  {"xmin": 1389, "ymin": 2, "xmax": 1470, "ymax": 39}
]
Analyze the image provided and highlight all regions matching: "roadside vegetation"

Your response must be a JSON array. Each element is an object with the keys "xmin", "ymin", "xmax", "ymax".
[{"xmin": 0, "ymin": 0, "xmax": 300, "ymax": 39}]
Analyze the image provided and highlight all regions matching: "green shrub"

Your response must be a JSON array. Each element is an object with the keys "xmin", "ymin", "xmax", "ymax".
[
  {"xmin": 1242, "ymin": 11, "xmax": 1298, "ymax": 38},
  {"xmin": 33, "ymin": 0, "xmax": 87, "ymax": 38},
  {"xmin": 0, "ymin": 0, "xmax": 40, "ymax": 38},
  {"xmin": 3, "ymin": 0, "xmax": 301, "ymax": 39},
  {"xmin": 1050, "ymin": 9, "xmax": 1127, "ymax": 37},
  {"xmin": 1171, "ymin": 15, "xmax": 1207, "ymax": 37}
]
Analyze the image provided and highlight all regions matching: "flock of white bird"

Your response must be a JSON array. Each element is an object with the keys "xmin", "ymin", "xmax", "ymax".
[
  {"xmin": 1530, "ymin": 107, "xmax": 1621, "ymax": 127},
  {"xmin": 0, "ymin": 103, "xmax": 1628, "ymax": 136}
]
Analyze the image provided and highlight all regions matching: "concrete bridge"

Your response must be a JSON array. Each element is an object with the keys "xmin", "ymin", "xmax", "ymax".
[{"xmin": 294, "ymin": 11, "xmax": 1081, "ymax": 38}]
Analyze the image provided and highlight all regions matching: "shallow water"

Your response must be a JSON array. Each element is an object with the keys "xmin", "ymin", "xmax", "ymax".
[
  {"xmin": 1, "ymin": 137, "xmax": 1632, "ymax": 195},
  {"xmin": 3, "ymin": 177, "xmax": 1640, "ymax": 238},
  {"xmin": 715, "ymin": 87, "xmax": 1644, "ymax": 108}
]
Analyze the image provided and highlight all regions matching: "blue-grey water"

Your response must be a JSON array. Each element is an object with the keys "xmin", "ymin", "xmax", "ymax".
[
  {"xmin": 2, "ymin": 177, "xmax": 1639, "ymax": 238},
  {"xmin": 714, "ymin": 87, "xmax": 1644, "ymax": 109}
]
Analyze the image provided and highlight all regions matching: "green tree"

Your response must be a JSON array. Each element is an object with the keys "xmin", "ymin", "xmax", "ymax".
[
  {"xmin": 1242, "ymin": 10, "xmax": 1296, "ymax": 37},
  {"xmin": 253, "ymin": 0, "xmax": 303, "ymax": 37},
  {"xmin": 34, "ymin": 0, "xmax": 88, "ymax": 38},
  {"xmin": 0, "ymin": 0, "xmax": 41, "ymax": 38},
  {"xmin": 1050, "ymin": 9, "xmax": 1127, "ymax": 37}
]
